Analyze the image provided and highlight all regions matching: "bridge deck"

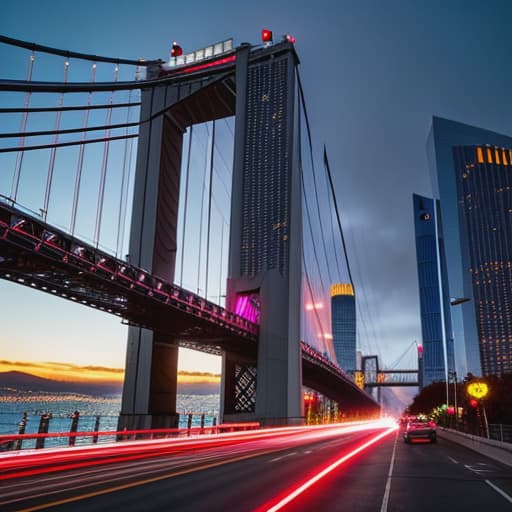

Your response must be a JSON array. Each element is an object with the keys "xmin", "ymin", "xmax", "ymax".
[{"xmin": 0, "ymin": 201, "xmax": 378, "ymax": 409}]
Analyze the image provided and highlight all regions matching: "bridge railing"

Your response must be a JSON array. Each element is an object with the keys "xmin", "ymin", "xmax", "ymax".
[
  {"xmin": 0, "ymin": 423, "xmax": 261, "ymax": 452},
  {"xmin": 300, "ymin": 342, "xmax": 351, "ymax": 379}
]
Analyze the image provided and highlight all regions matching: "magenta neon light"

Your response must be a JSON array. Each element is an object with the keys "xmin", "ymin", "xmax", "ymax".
[{"xmin": 234, "ymin": 293, "xmax": 261, "ymax": 324}]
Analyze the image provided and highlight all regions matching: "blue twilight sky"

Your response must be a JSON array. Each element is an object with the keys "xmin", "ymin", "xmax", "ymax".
[{"xmin": 1, "ymin": 0, "xmax": 512, "ymax": 376}]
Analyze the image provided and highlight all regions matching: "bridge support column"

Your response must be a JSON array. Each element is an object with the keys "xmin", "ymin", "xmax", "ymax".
[{"xmin": 118, "ymin": 327, "xmax": 179, "ymax": 430}]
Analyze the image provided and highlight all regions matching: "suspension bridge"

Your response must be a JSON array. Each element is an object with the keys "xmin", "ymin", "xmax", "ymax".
[{"xmin": 0, "ymin": 32, "xmax": 418, "ymax": 428}]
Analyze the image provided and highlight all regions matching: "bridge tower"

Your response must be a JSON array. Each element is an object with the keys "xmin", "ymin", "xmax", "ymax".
[
  {"xmin": 223, "ymin": 42, "xmax": 302, "ymax": 426},
  {"xmin": 119, "ymin": 39, "xmax": 302, "ymax": 429}
]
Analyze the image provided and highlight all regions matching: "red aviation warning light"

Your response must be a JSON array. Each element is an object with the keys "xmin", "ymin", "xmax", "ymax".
[
  {"xmin": 261, "ymin": 29, "xmax": 273, "ymax": 43},
  {"xmin": 285, "ymin": 34, "xmax": 296, "ymax": 43},
  {"xmin": 171, "ymin": 41, "xmax": 183, "ymax": 57}
]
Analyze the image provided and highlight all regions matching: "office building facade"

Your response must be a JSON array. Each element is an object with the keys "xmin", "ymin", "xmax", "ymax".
[
  {"xmin": 331, "ymin": 283, "xmax": 356, "ymax": 375},
  {"xmin": 413, "ymin": 193, "xmax": 455, "ymax": 386},
  {"xmin": 428, "ymin": 117, "xmax": 512, "ymax": 377}
]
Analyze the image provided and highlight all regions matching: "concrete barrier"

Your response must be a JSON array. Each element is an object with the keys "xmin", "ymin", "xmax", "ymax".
[{"xmin": 438, "ymin": 428, "xmax": 512, "ymax": 467}]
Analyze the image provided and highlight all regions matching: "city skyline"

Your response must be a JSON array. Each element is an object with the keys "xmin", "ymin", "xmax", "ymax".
[{"xmin": 1, "ymin": 2, "xmax": 512, "ymax": 389}]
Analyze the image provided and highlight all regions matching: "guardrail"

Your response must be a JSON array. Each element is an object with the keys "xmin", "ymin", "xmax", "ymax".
[
  {"xmin": 0, "ymin": 411, "xmax": 230, "ymax": 451},
  {"xmin": 0, "ymin": 419, "xmax": 260, "ymax": 452},
  {"xmin": 438, "ymin": 427, "xmax": 512, "ymax": 467},
  {"xmin": 489, "ymin": 423, "xmax": 512, "ymax": 444}
]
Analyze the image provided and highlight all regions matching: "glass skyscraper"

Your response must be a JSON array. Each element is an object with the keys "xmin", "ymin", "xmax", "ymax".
[
  {"xmin": 428, "ymin": 117, "xmax": 512, "ymax": 377},
  {"xmin": 331, "ymin": 283, "xmax": 356, "ymax": 375},
  {"xmin": 413, "ymin": 194, "xmax": 455, "ymax": 387}
]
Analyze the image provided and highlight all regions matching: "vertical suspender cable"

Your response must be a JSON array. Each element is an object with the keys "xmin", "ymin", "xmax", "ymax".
[
  {"xmin": 43, "ymin": 58, "xmax": 69, "ymax": 221},
  {"xmin": 179, "ymin": 125, "xmax": 193, "ymax": 287},
  {"xmin": 218, "ymin": 221, "xmax": 225, "ymax": 306},
  {"xmin": 205, "ymin": 120, "xmax": 216, "ymax": 301},
  {"xmin": 116, "ymin": 86, "xmax": 137, "ymax": 258},
  {"xmin": 11, "ymin": 51, "xmax": 35, "ymax": 202},
  {"xmin": 94, "ymin": 63, "xmax": 119, "ymax": 246},
  {"xmin": 197, "ymin": 125, "xmax": 209, "ymax": 295},
  {"xmin": 71, "ymin": 62, "xmax": 97, "ymax": 236}
]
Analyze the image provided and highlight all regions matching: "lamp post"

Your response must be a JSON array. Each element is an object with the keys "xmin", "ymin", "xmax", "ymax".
[
  {"xmin": 448, "ymin": 370, "xmax": 457, "ymax": 428},
  {"xmin": 449, "ymin": 297, "xmax": 470, "ymax": 429}
]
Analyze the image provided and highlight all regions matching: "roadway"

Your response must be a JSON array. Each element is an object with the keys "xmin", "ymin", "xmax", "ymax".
[{"xmin": 1, "ymin": 421, "xmax": 511, "ymax": 511}]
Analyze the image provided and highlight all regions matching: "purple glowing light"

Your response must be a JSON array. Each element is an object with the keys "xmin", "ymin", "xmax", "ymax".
[{"xmin": 234, "ymin": 293, "xmax": 261, "ymax": 324}]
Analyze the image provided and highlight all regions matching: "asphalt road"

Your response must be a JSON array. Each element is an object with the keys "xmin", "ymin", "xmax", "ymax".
[{"xmin": 1, "ymin": 425, "xmax": 511, "ymax": 512}]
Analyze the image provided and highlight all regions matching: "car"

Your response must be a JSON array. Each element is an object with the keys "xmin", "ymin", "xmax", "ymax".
[{"xmin": 403, "ymin": 417, "xmax": 437, "ymax": 443}]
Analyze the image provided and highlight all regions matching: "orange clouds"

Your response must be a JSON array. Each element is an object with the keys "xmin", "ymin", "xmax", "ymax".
[
  {"xmin": 0, "ymin": 360, "xmax": 124, "ymax": 384},
  {"xmin": 0, "ymin": 360, "xmax": 221, "ymax": 385}
]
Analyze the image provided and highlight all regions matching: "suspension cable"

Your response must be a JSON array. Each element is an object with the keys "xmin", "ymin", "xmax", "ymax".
[
  {"xmin": 0, "ymin": 101, "xmax": 140, "ymax": 114},
  {"xmin": 0, "ymin": 34, "xmax": 160, "ymax": 66},
  {"xmin": 325, "ymin": 165, "xmax": 343, "ymax": 278},
  {"xmin": 10, "ymin": 51, "xmax": 35, "ymax": 201},
  {"xmin": 179, "ymin": 125, "xmax": 193, "ymax": 287},
  {"xmin": 94, "ymin": 64, "xmax": 119, "ymax": 246},
  {"xmin": 323, "ymin": 145, "xmax": 355, "ymax": 287},
  {"xmin": 197, "ymin": 124, "xmax": 209, "ymax": 295},
  {"xmin": 302, "ymin": 244, "xmax": 330, "ymax": 356},
  {"xmin": 204, "ymin": 120, "xmax": 216, "ymax": 300},
  {"xmin": 71, "ymin": 62, "xmax": 97, "ymax": 236},
  {"xmin": 43, "ymin": 58, "xmax": 70, "ymax": 221},
  {"xmin": 116, "ymin": 87, "xmax": 136, "ymax": 258},
  {"xmin": 296, "ymin": 70, "xmax": 334, "ymax": 284}
]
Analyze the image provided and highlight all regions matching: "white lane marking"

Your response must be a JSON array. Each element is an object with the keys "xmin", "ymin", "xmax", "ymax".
[
  {"xmin": 269, "ymin": 452, "xmax": 297, "ymax": 463},
  {"xmin": 464, "ymin": 464, "xmax": 493, "ymax": 474},
  {"xmin": 485, "ymin": 480, "xmax": 512, "ymax": 504},
  {"xmin": 447, "ymin": 456, "xmax": 459, "ymax": 464},
  {"xmin": 379, "ymin": 431, "xmax": 398, "ymax": 512}
]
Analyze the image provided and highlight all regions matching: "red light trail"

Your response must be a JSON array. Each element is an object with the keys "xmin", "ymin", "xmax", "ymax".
[{"xmin": 256, "ymin": 423, "xmax": 398, "ymax": 512}]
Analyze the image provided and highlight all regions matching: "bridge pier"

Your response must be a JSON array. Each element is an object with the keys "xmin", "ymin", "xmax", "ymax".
[{"xmin": 118, "ymin": 327, "xmax": 179, "ymax": 430}]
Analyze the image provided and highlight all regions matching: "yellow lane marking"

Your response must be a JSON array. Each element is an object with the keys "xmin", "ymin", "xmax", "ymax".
[{"xmin": 16, "ymin": 449, "xmax": 277, "ymax": 512}]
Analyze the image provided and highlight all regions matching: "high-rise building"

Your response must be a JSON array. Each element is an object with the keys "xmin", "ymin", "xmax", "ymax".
[
  {"xmin": 428, "ymin": 117, "xmax": 512, "ymax": 377},
  {"xmin": 331, "ymin": 283, "xmax": 356, "ymax": 375},
  {"xmin": 413, "ymin": 193, "xmax": 455, "ymax": 387}
]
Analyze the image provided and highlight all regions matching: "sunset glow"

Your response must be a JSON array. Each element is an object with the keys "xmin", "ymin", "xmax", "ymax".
[{"xmin": 0, "ymin": 360, "xmax": 221, "ymax": 385}]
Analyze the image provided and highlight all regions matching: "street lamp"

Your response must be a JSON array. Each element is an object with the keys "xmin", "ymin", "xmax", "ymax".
[
  {"xmin": 449, "ymin": 297, "xmax": 471, "ymax": 428},
  {"xmin": 448, "ymin": 370, "xmax": 458, "ymax": 428}
]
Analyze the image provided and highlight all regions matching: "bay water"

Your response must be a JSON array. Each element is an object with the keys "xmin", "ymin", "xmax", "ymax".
[{"xmin": 0, "ymin": 391, "xmax": 220, "ymax": 449}]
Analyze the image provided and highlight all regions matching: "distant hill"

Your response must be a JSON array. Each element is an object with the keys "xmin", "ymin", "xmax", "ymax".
[
  {"xmin": 0, "ymin": 371, "xmax": 220, "ymax": 396},
  {"xmin": 0, "ymin": 371, "xmax": 122, "ymax": 396}
]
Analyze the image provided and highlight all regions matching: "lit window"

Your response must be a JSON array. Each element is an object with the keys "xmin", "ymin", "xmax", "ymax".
[
  {"xmin": 502, "ymin": 150, "xmax": 509, "ymax": 166},
  {"xmin": 495, "ymin": 148, "xmax": 501, "ymax": 164},
  {"xmin": 477, "ymin": 147, "xmax": 484, "ymax": 163}
]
